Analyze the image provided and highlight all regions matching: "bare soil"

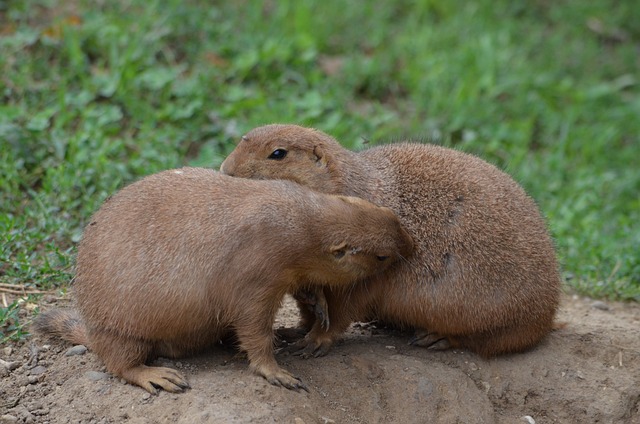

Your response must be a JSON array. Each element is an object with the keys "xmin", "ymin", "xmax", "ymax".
[{"xmin": 1, "ymin": 293, "xmax": 639, "ymax": 424}]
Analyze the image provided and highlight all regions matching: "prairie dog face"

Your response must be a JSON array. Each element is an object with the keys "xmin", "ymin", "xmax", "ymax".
[
  {"xmin": 220, "ymin": 124, "xmax": 337, "ymax": 193},
  {"xmin": 306, "ymin": 195, "xmax": 414, "ymax": 285}
]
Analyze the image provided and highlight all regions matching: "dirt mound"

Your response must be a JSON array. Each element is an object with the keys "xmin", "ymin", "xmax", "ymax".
[{"xmin": 1, "ymin": 294, "xmax": 639, "ymax": 423}]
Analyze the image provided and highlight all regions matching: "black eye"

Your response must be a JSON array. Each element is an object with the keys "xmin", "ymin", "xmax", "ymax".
[
  {"xmin": 333, "ymin": 249, "xmax": 346, "ymax": 259},
  {"xmin": 376, "ymin": 255, "xmax": 389, "ymax": 261},
  {"xmin": 268, "ymin": 149, "xmax": 287, "ymax": 160}
]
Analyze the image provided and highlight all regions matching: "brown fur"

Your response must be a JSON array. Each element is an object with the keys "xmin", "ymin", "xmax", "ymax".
[
  {"xmin": 221, "ymin": 124, "xmax": 563, "ymax": 357},
  {"xmin": 34, "ymin": 167, "xmax": 413, "ymax": 393}
]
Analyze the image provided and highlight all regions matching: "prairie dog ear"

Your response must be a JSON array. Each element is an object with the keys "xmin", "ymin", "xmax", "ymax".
[
  {"xmin": 330, "ymin": 242, "xmax": 347, "ymax": 259},
  {"xmin": 313, "ymin": 145, "xmax": 328, "ymax": 167}
]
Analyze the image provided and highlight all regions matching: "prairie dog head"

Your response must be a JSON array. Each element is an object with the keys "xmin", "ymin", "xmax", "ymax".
[
  {"xmin": 221, "ymin": 124, "xmax": 345, "ymax": 193},
  {"xmin": 303, "ymin": 195, "xmax": 414, "ymax": 286}
]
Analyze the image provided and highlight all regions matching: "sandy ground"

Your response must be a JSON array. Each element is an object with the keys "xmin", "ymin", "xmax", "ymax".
[{"xmin": 1, "ymin": 293, "xmax": 639, "ymax": 424}]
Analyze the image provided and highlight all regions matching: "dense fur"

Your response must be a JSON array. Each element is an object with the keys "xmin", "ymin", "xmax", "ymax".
[
  {"xmin": 221, "ymin": 125, "xmax": 562, "ymax": 357},
  {"xmin": 34, "ymin": 167, "xmax": 413, "ymax": 393}
]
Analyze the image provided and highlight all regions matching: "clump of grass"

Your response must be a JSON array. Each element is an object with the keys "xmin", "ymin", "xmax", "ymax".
[{"xmin": 0, "ymin": 298, "xmax": 35, "ymax": 343}]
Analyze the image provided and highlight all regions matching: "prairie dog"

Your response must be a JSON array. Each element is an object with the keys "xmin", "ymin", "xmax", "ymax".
[
  {"xmin": 34, "ymin": 167, "xmax": 413, "ymax": 393},
  {"xmin": 221, "ymin": 125, "xmax": 562, "ymax": 357}
]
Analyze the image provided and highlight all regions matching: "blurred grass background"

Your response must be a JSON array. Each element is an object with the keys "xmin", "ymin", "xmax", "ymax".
[{"xmin": 1, "ymin": 0, "xmax": 638, "ymax": 339}]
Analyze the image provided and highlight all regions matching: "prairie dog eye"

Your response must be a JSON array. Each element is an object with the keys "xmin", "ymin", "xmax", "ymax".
[
  {"xmin": 268, "ymin": 149, "xmax": 288, "ymax": 160},
  {"xmin": 376, "ymin": 255, "xmax": 389, "ymax": 261}
]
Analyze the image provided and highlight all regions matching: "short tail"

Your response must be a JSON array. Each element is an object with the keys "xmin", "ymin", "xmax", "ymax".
[{"xmin": 33, "ymin": 309, "xmax": 89, "ymax": 346}]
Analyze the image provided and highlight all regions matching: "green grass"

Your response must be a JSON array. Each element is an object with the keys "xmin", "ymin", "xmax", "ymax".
[{"xmin": 1, "ymin": 0, "xmax": 639, "ymax": 339}]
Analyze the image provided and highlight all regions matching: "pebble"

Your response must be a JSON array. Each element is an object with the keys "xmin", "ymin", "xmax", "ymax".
[
  {"xmin": 521, "ymin": 416, "xmax": 536, "ymax": 424},
  {"xmin": 29, "ymin": 366, "xmax": 47, "ymax": 376},
  {"xmin": 321, "ymin": 417, "xmax": 336, "ymax": 424},
  {"xmin": 65, "ymin": 345, "xmax": 88, "ymax": 356},
  {"xmin": 26, "ymin": 401, "xmax": 49, "ymax": 417},
  {"xmin": 0, "ymin": 415, "xmax": 19, "ymax": 423},
  {"xmin": 3, "ymin": 347, "xmax": 12, "ymax": 356},
  {"xmin": 294, "ymin": 418, "xmax": 305, "ymax": 424},
  {"xmin": 468, "ymin": 362, "xmax": 479, "ymax": 371},
  {"xmin": 27, "ymin": 376, "xmax": 40, "ymax": 385},
  {"xmin": 0, "ymin": 359, "xmax": 20, "ymax": 371},
  {"xmin": 86, "ymin": 371, "xmax": 110, "ymax": 381},
  {"xmin": 0, "ymin": 366, "xmax": 7, "ymax": 377},
  {"xmin": 21, "ymin": 412, "xmax": 35, "ymax": 424},
  {"xmin": 591, "ymin": 301, "xmax": 610, "ymax": 311},
  {"xmin": 27, "ymin": 401, "xmax": 43, "ymax": 411},
  {"xmin": 141, "ymin": 393, "xmax": 151, "ymax": 401},
  {"xmin": 385, "ymin": 345, "xmax": 396, "ymax": 350}
]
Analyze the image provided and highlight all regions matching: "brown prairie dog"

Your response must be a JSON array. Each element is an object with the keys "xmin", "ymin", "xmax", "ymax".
[
  {"xmin": 221, "ymin": 125, "xmax": 562, "ymax": 358},
  {"xmin": 34, "ymin": 167, "xmax": 413, "ymax": 393}
]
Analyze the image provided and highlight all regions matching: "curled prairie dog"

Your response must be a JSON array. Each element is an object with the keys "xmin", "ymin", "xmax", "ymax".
[
  {"xmin": 221, "ymin": 125, "xmax": 562, "ymax": 357},
  {"xmin": 34, "ymin": 167, "xmax": 413, "ymax": 393}
]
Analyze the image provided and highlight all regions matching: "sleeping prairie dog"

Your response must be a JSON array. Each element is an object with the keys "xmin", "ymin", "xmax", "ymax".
[
  {"xmin": 221, "ymin": 125, "xmax": 562, "ymax": 358},
  {"xmin": 34, "ymin": 167, "xmax": 413, "ymax": 393}
]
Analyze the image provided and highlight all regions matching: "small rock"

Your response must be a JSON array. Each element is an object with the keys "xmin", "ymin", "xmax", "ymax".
[
  {"xmin": 520, "ymin": 416, "xmax": 536, "ymax": 424},
  {"xmin": 468, "ymin": 362, "xmax": 478, "ymax": 371},
  {"xmin": 27, "ymin": 376, "xmax": 40, "ymax": 385},
  {"xmin": 591, "ymin": 301, "xmax": 610, "ymax": 311},
  {"xmin": 320, "ymin": 417, "xmax": 336, "ymax": 424},
  {"xmin": 0, "ymin": 414, "xmax": 19, "ymax": 423},
  {"xmin": 142, "ymin": 393, "xmax": 151, "ymax": 401},
  {"xmin": 3, "ymin": 347, "xmax": 12, "ymax": 356},
  {"xmin": 294, "ymin": 418, "xmax": 305, "ymax": 424},
  {"xmin": 175, "ymin": 362, "xmax": 183, "ymax": 368},
  {"xmin": 0, "ymin": 359, "xmax": 20, "ymax": 371},
  {"xmin": 65, "ymin": 345, "xmax": 88, "ymax": 356},
  {"xmin": 29, "ymin": 366, "xmax": 47, "ymax": 376},
  {"xmin": 21, "ymin": 413, "xmax": 35, "ymax": 424},
  {"xmin": 86, "ymin": 371, "xmax": 110, "ymax": 381},
  {"xmin": 27, "ymin": 401, "xmax": 43, "ymax": 411},
  {"xmin": 385, "ymin": 345, "xmax": 396, "ymax": 350}
]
